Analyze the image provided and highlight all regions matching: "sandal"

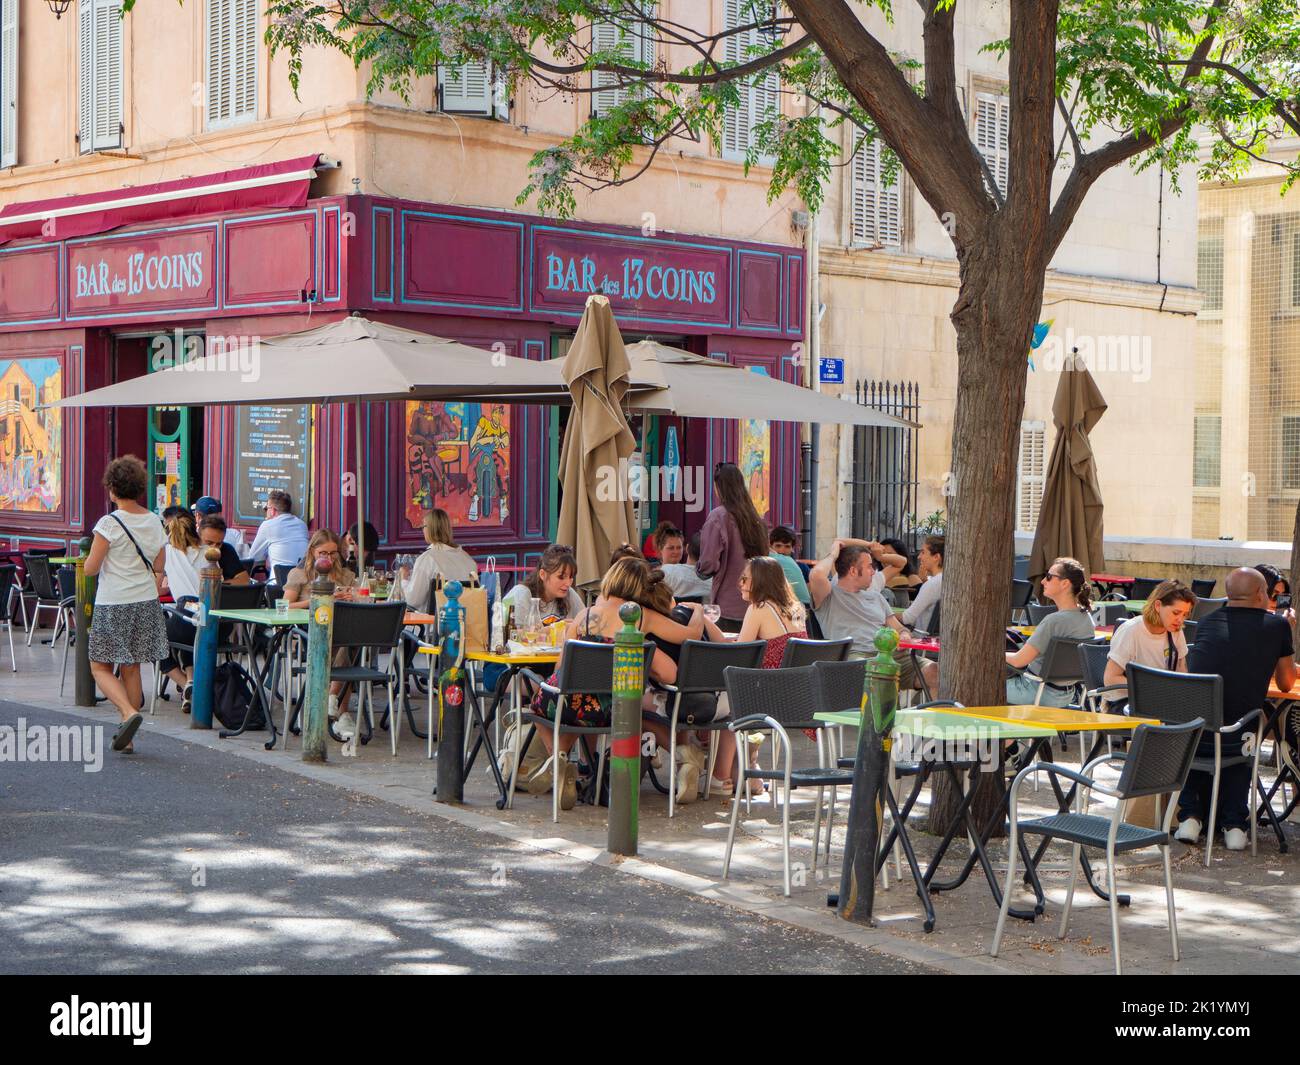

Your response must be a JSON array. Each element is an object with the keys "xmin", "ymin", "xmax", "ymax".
[{"xmin": 112, "ymin": 713, "xmax": 143, "ymax": 752}]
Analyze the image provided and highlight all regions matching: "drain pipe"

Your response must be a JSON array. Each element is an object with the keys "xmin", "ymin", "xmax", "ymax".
[{"xmin": 800, "ymin": 108, "xmax": 824, "ymax": 558}]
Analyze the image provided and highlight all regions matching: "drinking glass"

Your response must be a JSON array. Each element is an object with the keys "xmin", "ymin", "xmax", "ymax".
[{"xmin": 703, "ymin": 604, "xmax": 721, "ymax": 625}]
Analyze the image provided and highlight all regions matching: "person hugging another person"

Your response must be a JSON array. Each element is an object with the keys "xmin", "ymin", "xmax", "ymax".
[
  {"xmin": 697, "ymin": 462, "xmax": 769, "ymax": 631},
  {"xmin": 660, "ymin": 531, "xmax": 713, "ymax": 601},
  {"xmin": 404, "ymin": 508, "xmax": 480, "ymax": 614},
  {"xmin": 1005, "ymin": 557, "xmax": 1097, "ymax": 706},
  {"xmin": 503, "ymin": 544, "xmax": 583, "ymax": 627}
]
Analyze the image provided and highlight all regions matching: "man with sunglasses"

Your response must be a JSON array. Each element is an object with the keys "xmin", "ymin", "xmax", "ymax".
[{"xmin": 247, "ymin": 490, "xmax": 310, "ymax": 583}]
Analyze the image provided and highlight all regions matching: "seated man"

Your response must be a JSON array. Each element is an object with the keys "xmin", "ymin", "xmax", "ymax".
[
  {"xmin": 660, "ymin": 532, "xmax": 713, "ymax": 601},
  {"xmin": 808, "ymin": 540, "xmax": 922, "ymax": 689},
  {"xmin": 1177, "ymin": 567, "xmax": 1296, "ymax": 851}
]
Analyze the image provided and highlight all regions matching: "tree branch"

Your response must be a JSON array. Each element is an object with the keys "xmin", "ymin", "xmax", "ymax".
[{"xmin": 922, "ymin": 0, "xmax": 963, "ymax": 129}]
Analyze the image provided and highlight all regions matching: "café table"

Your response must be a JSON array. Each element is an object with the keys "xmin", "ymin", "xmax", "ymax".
[
  {"xmin": 1257, "ymin": 685, "xmax": 1300, "ymax": 850},
  {"xmin": 815, "ymin": 706, "xmax": 1058, "ymax": 932},
  {"xmin": 1091, "ymin": 573, "xmax": 1134, "ymax": 598},
  {"xmin": 209, "ymin": 606, "xmax": 307, "ymax": 750},
  {"xmin": 1120, "ymin": 599, "xmax": 1146, "ymax": 614}
]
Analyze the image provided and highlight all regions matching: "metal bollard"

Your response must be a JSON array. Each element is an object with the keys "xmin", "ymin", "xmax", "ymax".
[
  {"xmin": 434, "ymin": 581, "xmax": 466, "ymax": 803},
  {"xmin": 837, "ymin": 626, "xmax": 899, "ymax": 925},
  {"xmin": 608, "ymin": 602, "xmax": 644, "ymax": 856},
  {"xmin": 73, "ymin": 536, "xmax": 96, "ymax": 707},
  {"xmin": 302, "ymin": 556, "xmax": 336, "ymax": 763},
  {"xmin": 189, "ymin": 546, "xmax": 224, "ymax": 729}
]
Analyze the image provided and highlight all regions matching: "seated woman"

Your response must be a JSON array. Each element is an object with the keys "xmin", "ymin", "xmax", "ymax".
[
  {"xmin": 882, "ymin": 537, "xmax": 923, "ymax": 589},
  {"xmin": 1257, "ymin": 563, "xmax": 1294, "ymax": 623},
  {"xmin": 1103, "ymin": 579, "xmax": 1193, "ymax": 706},
  {"xmin": 1005, "ymin": 557, "xmax": 1098, "ymax": 706},
  {"xmin": 650, "ymin": 521, "xmax": 685, "ymax": 567},
  {"xmin": 503, "ymin": 543, "xmax": 582, "ymax": 626},
  {"xmin": 527, "ymin": 557, "xmax": 705, "ymax": 810},
  {"xmin": 343, "ymin": 520, "xmax": 380, "ymax": 574},
  {"xmin": 405, "ymin": 508, "xmax": 480, "ymax": 613},
  {"xmin": 158, "ymin": 511, "xmax": 204, "ymax": 708},
  {"xmin": 283, "ymin": 529, "xmax": 362, "ymax": 738}
]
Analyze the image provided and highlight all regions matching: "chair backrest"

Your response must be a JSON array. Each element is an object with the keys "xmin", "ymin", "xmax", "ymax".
[
  {"xmin": 0, "ymin": 563, "xmax": 16, "ymax": 615},
  {"xmin": 804, "ymin": 609, "xmax": 826, "ymax": 640},
  {"xmin": 916, "ymin": 598, "xmax": 941, "ymax": 637},
  {"xmin": 1077, "ymin": 640, "xmax": 1111, "ymax": 692},
  {"xmin": 264, "ymin": 583, "xmax": 285, "ymax": 605},
  {"xmin": 1190, "ymin": 578, "xmax": 1216, "ymax": 599},
  {"xmin": 1037, "ymin": 635, "xmax": 1091, "ymax": 686},
  {"xmin": 724, "ymin": 664, "xmax": 820, "ymax": 730},
  {"xmin": 1115, "ymin": 720, "xmax": 1205, "ymax": 799},
  {"xmin": 1180, "ymin": 620, "xmax": 1198, "ymax": 646},
  {"xmin": 778, "ymin": 636, "xmax": 852, "ymax": 668},
  {"xmin": 1026, "ymin": 602, "xmax": 1058, "ymax": 626},
  {"xmin": 215, "ymin": 582, "xmax": 266, "ymax": 611},
  {"xmin": 675, "ymin": 639, "xmax": 766, "ymax": 692},
  {"xmin": 23, "ymin": 552, "xmax": 57, "ymax": 599},
  {"xmin": 1010, "ymin": 578, "xmax": 1032, "ymax": 612},
  {"xmin": 1127, "ymin": 662, "xmax": 1223, "ymax": 731},
  {"xmin": 1093, "ymin": 602, "xmax": 1128, "ymax": 627},
  {"xmin": 886, "ymin": 585, "xmax": 912, "ymax": 609},
  {"xmin": 1130, "ymin": 576, "xmax": 1166, "ymax": 600},
  {"xmin": 813, "ymin": 658, "xmax": 867, "ymax": 717},
  {"xmin": 330, "ymin": 601, "xmax": 408, "ymax": 651},
  {"xmin": 1191, "ymin": 596, "xmax": 1227, "ymax": 621},
  {"xmin": 554, "ymin": 638, "xmax": 656, "ymax": 696},
  {"xmin": 273, "ymin": 563, "xmax": 295, "ymax": 587},
  {"xmin": 56, "ymin": 565, "xmax": 75, "ymax": 600}
]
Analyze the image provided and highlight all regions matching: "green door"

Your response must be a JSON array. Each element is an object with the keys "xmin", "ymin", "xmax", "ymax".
[{"xmin": 146, "ymin": 331, "xmax": 202, "ymax": 512}]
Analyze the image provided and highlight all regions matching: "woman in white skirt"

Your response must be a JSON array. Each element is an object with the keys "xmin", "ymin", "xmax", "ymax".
[{"xmin": 83, "ymin": 456, "xmax": 169, "ymax": 753}]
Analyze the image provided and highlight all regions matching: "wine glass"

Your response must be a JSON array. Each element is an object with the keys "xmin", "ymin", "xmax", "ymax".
[{"xmin": 703, "ymin": 604, "xmax": 722, "ymax": 625}]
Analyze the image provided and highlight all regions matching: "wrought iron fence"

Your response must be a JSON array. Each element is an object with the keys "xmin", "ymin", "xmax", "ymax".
[{"xmin": 847, "ymin": 379, "xmax": 920, "ymax": 555}]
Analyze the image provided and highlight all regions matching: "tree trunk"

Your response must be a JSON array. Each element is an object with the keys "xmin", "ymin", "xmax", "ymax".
[{"xmin": 928, "ymin": 233, "xmax": 1049, "ymax": 835}]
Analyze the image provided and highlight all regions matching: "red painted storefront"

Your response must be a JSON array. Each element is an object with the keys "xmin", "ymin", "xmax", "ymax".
[{"xmin": 0, "ymin": 191, "xmax": 805, "ymax": 567}]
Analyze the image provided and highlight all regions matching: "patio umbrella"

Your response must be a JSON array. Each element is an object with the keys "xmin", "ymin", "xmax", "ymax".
[
  {"xmin": 556, "ymin": 295, "xmax": 637, "ymax": 588},
  {"xmin": 1028, "ymin": 360, "xmax": 1108, "ymax": 585},
  {"xmin": 49, "ymin": 315, "xmax": 568, "ymax": 576}
]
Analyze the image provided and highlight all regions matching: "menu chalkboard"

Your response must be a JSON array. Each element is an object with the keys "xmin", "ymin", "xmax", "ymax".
[{"xmin": 234, "ymin": 405, "xmax": 311, "ymax": 524}]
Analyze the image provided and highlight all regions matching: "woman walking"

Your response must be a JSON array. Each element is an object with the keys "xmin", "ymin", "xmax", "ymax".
[
  {"xmin": 83, "ymin": 456, "xmax": 169, "ymax": 753},
  {"xmin": 696, "ymin": 462, "xmax": 769, "ymax": 631}
]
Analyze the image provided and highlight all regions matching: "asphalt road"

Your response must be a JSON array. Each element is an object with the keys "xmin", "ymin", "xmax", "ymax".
[{"xmin": 0, "ymin": 701, "xmax": 932, "ymax": 975}]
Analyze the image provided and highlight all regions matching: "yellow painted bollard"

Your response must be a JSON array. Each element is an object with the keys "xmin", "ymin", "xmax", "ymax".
[
  {"xmin": 302, "ymin": 556, "xmax": 337, "ymax": 763},
  {"xmin": 73, "ymin": 536, "xmax": 96, "ymax": 707},
  {"xmin": 608, "ymin": 602, "xmax": 645, "ymax": 856},
  {"xmin": 189, "ymin": 546, "xmax": 224, "ymax": 729}
]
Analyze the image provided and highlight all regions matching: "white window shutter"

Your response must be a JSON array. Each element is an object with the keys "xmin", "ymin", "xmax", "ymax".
[
  {"xmin": 590, "ymin": 20, "xmax": 622, "ymax": 117},
  {"xmin": 78, "ymin": 2, "xmax": 93, "ymax": 151},
  {"xmin": 1017, "ymin": 420, "xmax": 1045, "ymax": 530},
  {"xmin": 95, "ymin": 0, "xmax": 122, "ymax": 150},
  {"xmin": 849, "ymin": 136, "xmax": 900, "ymax": 247},
  {"xmin": 721, "ymin": 0, "xmax": 778, "ymax": 165},
  {"xmin": 976, "ymin": 91, "xmax": 1009, "ymax": 198},
  {"xmin": 206, "ymin": 0, "xmax": 230, "ymax": 126},
  {"xmin": 207, "ymin": 0, "xmax": 256, "ymax": 127},
  {"xmin": 439, "ymin": 61, "xmax": 494, "ymax": 116},
  {"xmin": 1, "ymin": 0, "xmax": 17, "ymax": 168},
  {"xmin": 233, "ymin": 0, "xmax": 257, "ymax": 121}
]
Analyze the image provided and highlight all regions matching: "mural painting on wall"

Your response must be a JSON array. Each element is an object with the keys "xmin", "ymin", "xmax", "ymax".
[
  {"xmin": 738, "ymin": 366, "xmax": 771, "ymax": 523},
  {"xmin": 404, "ymin": 401, "xmax": 511, "ymax": 529},
  {"xmin": 0, "ymin": 356, "xmax": 62, "ymax": 513}
]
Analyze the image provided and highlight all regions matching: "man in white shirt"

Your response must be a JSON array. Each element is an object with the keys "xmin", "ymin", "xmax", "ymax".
[
  {"xmin": 248, "ymin": 490, "xmax": 310, "ymax": 582},
  {"xmin": 192, "ymin": 496, "xmax": 248, "ymax": 558}
]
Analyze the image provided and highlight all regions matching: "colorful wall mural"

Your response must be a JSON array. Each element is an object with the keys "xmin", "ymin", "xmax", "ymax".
[
  {"xmin": 738, "ymin": 366, "xmax": 771, "ymax": 522},
  {"xmin": 404, "ymin": 400, "xmax": 511, "ymax": 529},
  {"xmin": 0, "ymin": 356, "xmax": 62, "ymax": 513}
]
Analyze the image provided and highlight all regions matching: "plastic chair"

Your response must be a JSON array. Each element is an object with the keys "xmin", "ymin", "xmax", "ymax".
[
  {"xmin": 777, "ymin": 637, "xmax": 851, "ymax": 668},
  {"xmin": 1092, "ymin": 602, "xmax": 1128, "ymax": 627},
  {"xmin": 991, "ymin": 719, "xmax": 1204, "ymax": 975},
  {"xmin": 1128, "ymin": 663, "xmax": 1265, "ymax": 865},
  {"xmin": 1190, "ymin": 578, "xmax": 1216, "ymax": 598},
  {"xmin": 0, "ymin": 563, "xmax": 19, "ymax": 672},
  {"xmin": 1130, "ymin": 576, "xmax": 1167, "ymax": 601},
  {"xmin": 272, "ymin": 564, "xmax": 295, "ymax": 587},
  {"xmin": 647, "ymin": 639, "xmax": 766, "ymax": 816},
  {"xmin": 1026, "ymin": 602, "xmax": 1058, "ymax": 626},
  {"xmin": 721, "ymin": 664, "xmax": 855, "ymax": 896},
  {"xmin": 1191, "ymin": 596, "xmax": 1226, "ymax": 621},
  {"xmin": 22, "ymin": 553, "xmax": 64, "ymax": 647},
  {"xmin": 1010, "ymin": 579, "xmax": 1033, "ymax": 623},
  {"xmin": 327, "ymin": 602, "xmax": 409, "ymax": 754},
  {"xmin": 513, "ymin": 639, "xmax": 656, "ymax": 822}
]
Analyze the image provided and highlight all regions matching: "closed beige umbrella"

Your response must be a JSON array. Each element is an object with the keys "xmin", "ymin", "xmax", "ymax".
[
  {"xmin": 557, "ymin": 295, "xmax": 637, "ymax": 589},
  {"xmin": 1029, "ymin": 361, "xmax": 1108, "ymax": 584}
]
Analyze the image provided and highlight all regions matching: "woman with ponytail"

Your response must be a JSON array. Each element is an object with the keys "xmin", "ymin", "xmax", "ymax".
[{"xmin": 1005, "ymin": 557, "xmax": 1098, "ymax": 706}]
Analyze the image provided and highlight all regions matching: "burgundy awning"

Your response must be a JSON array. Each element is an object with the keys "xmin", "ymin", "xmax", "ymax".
[{"xmin": 0, "ymin": 154, "xmax": 321, "ymax": 246}]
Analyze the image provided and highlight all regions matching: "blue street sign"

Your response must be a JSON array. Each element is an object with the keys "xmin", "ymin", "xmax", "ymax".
[{"xmin": 818, "ymin": 357, "xmax": 845, "ymax": 384}]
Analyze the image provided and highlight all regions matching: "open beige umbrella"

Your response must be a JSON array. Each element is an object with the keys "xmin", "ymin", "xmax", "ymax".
[
  {"xmin": 1028, "ymin": 360, "xmax": 1108, "ymax": 584},
  {"xmin": 557, "ymin": 295, "xmax": 637, "ymax": 588},
  {"xmin": 49, "ymin": 315, "xmax": 569, "ymax": 576}
]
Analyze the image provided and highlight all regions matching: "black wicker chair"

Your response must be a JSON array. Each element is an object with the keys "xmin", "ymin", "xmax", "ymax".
[
  {"xmin": 991, "ymin": 719, "xmax": 1204, "ymax": 975},
  {"xmin": 777, "ymin": 636, "xmax": 852, "ymax": 668},
  {"xmin": 0, "ymin": 563, "xmax": 19, "ymax": 672}
]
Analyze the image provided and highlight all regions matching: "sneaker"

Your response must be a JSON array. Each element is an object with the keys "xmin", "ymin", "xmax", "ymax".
[
  {"xmin": 336, "ymin": 711, "xmax": 357, "ymax": 739},
  {"xmin": 1174, "ymin": 817, "xmax": 1202, "ymax": 844},
  {"xmin": 181, "ymin": 683, "xmax": 193, "ymax": 715},
  {"xmin": 675, "ymin": 745, "xmax": 706, "ymax": 805},
  {"xmin": 526, "ymin": 755, "xmax": 556, "ymax": 795},
  {"xmin": 1224, "ymin": 827, "xmax": 1248, "ymax": 851},
  {"xmin": 559, "ymin": 753, "xmax": 578, "ymax": 811}
]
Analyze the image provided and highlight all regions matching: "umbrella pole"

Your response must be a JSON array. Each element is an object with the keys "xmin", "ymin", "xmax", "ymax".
[{"xmin": 355, "ymin": 397, "xmax": 365, "ymax": 579}]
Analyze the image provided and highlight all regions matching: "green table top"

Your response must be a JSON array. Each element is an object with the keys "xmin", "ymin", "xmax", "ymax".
[
  {"xmin": 1121, "ymin": 600, "xmax": 1145, "ymax": 612},
  {"xmin": 49, "ymin": 557, "xmax": 80, "ymax": 564},
  {"xmin": 211, "ymin": 607, "xmax": 309, "ymax": 625},
  {"xmin": 815, "ymin": 708, "xmax": 1058, "ymax": 741}
]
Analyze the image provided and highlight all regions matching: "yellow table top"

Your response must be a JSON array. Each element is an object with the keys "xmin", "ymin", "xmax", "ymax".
[
  {"xmin": 945, "ymin": 704, "xmax": 1158, "ymax": 733},
  {"xmin": 412, "ymin": 645, "xmax": 561, "ymax": 664},
  {"xmin": 1268, "ymin": 686, "xmax": 1300, "ymax": 702},
  {"xmin": 1009, "ymin": 626, "xmax": 1113, "ymax": 640}
]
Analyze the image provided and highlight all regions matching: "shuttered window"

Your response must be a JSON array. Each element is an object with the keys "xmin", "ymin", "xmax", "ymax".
[
  {"xmin": 720, "ymin": 0, "xmax": 779, "ymax": 165},
  {"xmin": 849, "ymin": 135, "xmax": 901, "ymax": 247},
  {"xmin": 591, "ymin": 7, "xmax": 656, "ymax": 117},
  {"xmin": 975, "ymin": 91, "xmax": 1009, "ymax": 198},
  {"xmin": 438, "ymin": 61, "xmax": 508, "ymax": 119},
  {"xmin": 78, "ymin": 0, "xmax": 123, "ymax": 153},
  {"xmin": 206, "ymin": 0, "xmax": 257, "ymax": 128},
  {"xmin": 1017, "ymin": 420, "xmax": 1045, "ymax": 531},
  {"xmin": 1, "ymin": 0, "xmax": 16, "ymax": 168}
]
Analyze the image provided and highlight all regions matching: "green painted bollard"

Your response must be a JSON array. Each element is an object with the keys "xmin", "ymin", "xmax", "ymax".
[
  {"xmin": 73, "ymin": 537, "xmax": 96, "ymax": 707},
  {"xmin": 435, "ymin": 581, "xmax": 467, "ymax": 803},
  {"xmin": 837, "ymin": 626, "xmax": 899, "ymax": 926},
  {"xmin": 189, "ymin": 546, "xmax": 223, "ymax": 729},
  {"xmin": 608, "ymin": 602, "xmax": 644, "ymax": 856},
  {"xmin": 302, "ymin": 556, "xmax": 336, "ymax": 763}
]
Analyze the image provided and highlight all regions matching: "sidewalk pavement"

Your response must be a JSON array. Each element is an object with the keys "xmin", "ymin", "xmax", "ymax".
[{"xmin": 4, "ymin": 633, "xmax": 1297, "ymax": 975}]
